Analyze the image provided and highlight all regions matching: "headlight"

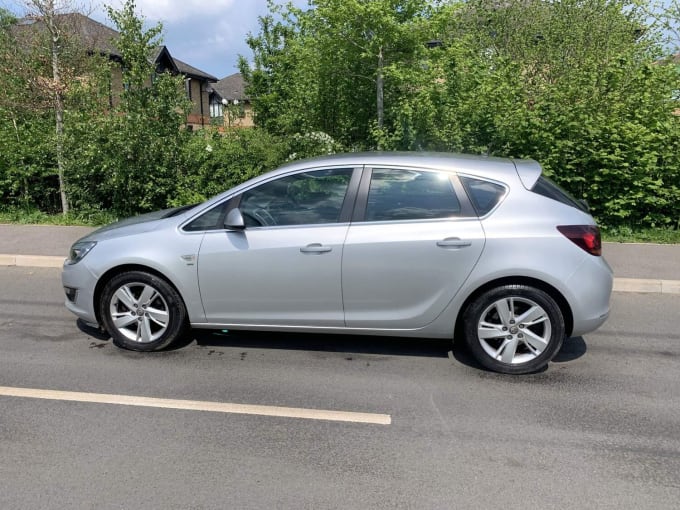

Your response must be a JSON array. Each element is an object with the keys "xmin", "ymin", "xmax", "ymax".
[{"xmin": 66, "ymin": 241, "xmax": 97, "ymax": 265}]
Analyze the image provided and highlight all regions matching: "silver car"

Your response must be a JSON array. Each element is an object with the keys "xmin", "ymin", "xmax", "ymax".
[{"xmin": 62, "ymin": 152, "xmax": 612, "ymax": 374}]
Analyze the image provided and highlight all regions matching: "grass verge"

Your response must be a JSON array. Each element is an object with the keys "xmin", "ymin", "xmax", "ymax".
[
  {"xmin": 601, "ymin": 226, "xmax": 680, "ymax": 244},
  {"xmin": 0, "ymin": 208, "xmax": 117, "ymax": 227}
]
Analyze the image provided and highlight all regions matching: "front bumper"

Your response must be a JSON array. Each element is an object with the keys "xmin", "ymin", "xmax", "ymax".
[{"xmin": 62, "ymin": 259, "xmax": 99, "ymax": 325}]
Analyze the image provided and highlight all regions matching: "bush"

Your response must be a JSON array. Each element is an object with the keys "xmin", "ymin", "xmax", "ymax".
[{"xmin": 170, "ymin": 128, "xmax": 289, "ymax": 206}]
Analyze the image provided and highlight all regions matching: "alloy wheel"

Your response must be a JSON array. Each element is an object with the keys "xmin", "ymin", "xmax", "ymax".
[
  {"xmin": 108, "ymin": 282, "xmax": 170, "ymax": 344},
  {"xmin": 476, "ymin": 296, "xmax": 552, "ymax": 365}
]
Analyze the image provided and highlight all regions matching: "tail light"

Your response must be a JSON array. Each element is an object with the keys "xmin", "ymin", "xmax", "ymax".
[{"xmin": 557, "ymin": 225, "xmax": 602, "ymax": 256}]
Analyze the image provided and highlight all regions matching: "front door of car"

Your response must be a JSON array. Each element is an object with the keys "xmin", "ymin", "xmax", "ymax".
[
  {"xmin": 342, "ymin": 167, "xmax": 485, "ymax": 329},
  {"xmin": 196, "ymin": 167, "xmax": 358, "ymax": 326}
]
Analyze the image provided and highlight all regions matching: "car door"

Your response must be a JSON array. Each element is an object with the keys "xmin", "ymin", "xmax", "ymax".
[
  {"xmin": 342, "ymin": 167, "xmax": 485, "ymax": 329},
  {"xmin": 196, "ymin": 167, "xmax": 359, "ymax": 326}
]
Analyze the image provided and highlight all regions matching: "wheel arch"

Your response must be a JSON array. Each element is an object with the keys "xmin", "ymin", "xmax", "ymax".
[
  {"xmin": 454, "ymin": 276, "xmax": 574, "ymax": 340},
  {"xmin": 93, "ymin": 264, "xmax": 188, "ymax": 326}
]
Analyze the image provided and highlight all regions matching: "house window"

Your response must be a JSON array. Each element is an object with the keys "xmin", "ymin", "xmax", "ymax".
[
  {"xmin": 185, "ymin": 78, "xmax": 192, "ymax": 100},
  {"xmin": 209, "ymin": 96, "xmax": 223, "ymax": 118}
]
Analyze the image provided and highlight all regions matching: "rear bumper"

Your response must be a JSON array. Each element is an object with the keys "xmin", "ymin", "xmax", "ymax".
[{"xmin": 566, "ymin": 255, "xmax": 613, "ymax": 337}]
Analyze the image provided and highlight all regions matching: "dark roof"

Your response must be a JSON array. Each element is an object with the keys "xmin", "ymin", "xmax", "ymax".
[
  {"xmin": 16, "ymin": 13, "xmax": 121, "ymax": 57},
  {"xmin": 149, "ymin": 46, "xmax": 180, "ymax": 74},
  {"xmin": 174, "ymin": 58, "xmax": 217, "ymax": 82},
  {"xmin": 213, "ymin": 73, "xmax": 248, "ymax": 101},
  {"xmin": 67, "ymin": 13, "xmax": 121, "ymax": 57},
  {"xmin": 14, "ymin": 13, "xmax": 215, "ymax": 81}
]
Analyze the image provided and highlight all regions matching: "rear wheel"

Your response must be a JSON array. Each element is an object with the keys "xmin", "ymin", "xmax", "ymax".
[
  {"xmin": 463, "ymin": 285, "xmax": 565, "ymax": 374},
  {"xmin": 99, "ymin": 271, "xmax": 187, "ymax": 351}
]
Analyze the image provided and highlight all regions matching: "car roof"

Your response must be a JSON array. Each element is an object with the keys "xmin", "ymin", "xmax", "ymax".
[{"xmin": 273, "ymin": 151, "xmax": 540, "ymax": 186}]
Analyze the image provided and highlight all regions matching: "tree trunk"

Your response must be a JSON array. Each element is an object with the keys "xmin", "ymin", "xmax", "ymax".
[{"xmin": 46, "ymin": 0, "xmax": 69, "ymax": 214}]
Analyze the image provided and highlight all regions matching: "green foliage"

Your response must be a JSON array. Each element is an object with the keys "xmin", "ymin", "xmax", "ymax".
[
  {"xmin": 288, "ymin": 131, "xmax": 345, "ymax": 160},
  {"xmin": 602, "ymin": 226, "xmax": 680, "ymax": 244},
  {"xmin": 63, "ymin": 0, "xmax": 191, "ymax": 217},
  {"xmin": 432, "ymin": 0, "xmax": 680, "ymax": 227},
  {"xmin": 0, "ymin": 8, "xmax": 62, "ymax": 214},
  {"xmin": 1, "ymin": 0, "xmax": 679, "ymax": 233},
  {"xmin": 0, "ymin": 206, "xmax": 117, "ymax": 226},
  {"xmin": 171, "ymin": 128, "xmax": 289, "ymax": 206},
  {"xmin": 238, "ymin": 0, "xmax": 680, "ymax": 230},
  {"xmin": 241, "ymin": 0, "xmax": 434, "ymax": 148}
]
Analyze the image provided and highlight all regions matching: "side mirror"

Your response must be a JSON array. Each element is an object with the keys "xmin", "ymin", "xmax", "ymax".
[{"xmin": 224, "ymin": 208, "xmax": 246, "ymax": 230}]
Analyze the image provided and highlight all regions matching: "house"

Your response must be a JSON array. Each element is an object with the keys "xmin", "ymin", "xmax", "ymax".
[
  {"xmin": 174, "ymin": 57, "xmax": 218, "ymax": 129},
  {"xmin": 13, "ymin": 13, "xmax": 217, "ymax": 129},
  {"xmin": 209, "ymin": 73, "xmax": 254, "ymax": 128}
]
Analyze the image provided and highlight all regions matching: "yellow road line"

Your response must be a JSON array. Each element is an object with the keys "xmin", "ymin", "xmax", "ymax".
[{"xmin": 0, "ymin": 386, "xmax": 391, "ymax": 425}]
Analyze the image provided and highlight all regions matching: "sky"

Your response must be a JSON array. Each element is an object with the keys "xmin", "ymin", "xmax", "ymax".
[{"xmin": 3, "ymin": 0, "xmax": 310, "ymax": 80}]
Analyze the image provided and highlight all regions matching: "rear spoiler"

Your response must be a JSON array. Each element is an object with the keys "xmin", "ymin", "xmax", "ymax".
[{"xmin": 512, "ymin": 158, "xmax": 542, "ymax": 190}]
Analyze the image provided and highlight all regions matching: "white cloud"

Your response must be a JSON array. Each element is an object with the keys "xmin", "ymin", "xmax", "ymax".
[{"xmin": 110, "ymin": 0, "xmax": 236, "ymax": 24}]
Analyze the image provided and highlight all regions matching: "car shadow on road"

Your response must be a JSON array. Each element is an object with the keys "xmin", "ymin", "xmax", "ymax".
[
  {"xmin": 187, "ymin": 329, "xmax": 454, "ymax": 358},
  {"xmin": 76, "ymin": 319, "xmax": 587, "ymax": 369},
  {"xmin": 189, "ymin": 330, "xmax": 586, "ymax": 366},
  {"xmin": 552, "ymin": 336, "xmax": 588, "ymax": 363},
  {"xmin": 450, "ymin": 335, "xmax": 588, "ymax": 373}
]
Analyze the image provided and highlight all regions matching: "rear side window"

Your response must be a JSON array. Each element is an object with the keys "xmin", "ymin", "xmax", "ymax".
[
  {"xmin": 531, "ymin": 176, "xmax": 588, "ymax": 212},
  {"xmin": 364, "ymin": 169, "xmax": 461, "ymax": 221},
  {"xmin": 460, "ymin": 177, "xmax": 506, "ymax": 216}
]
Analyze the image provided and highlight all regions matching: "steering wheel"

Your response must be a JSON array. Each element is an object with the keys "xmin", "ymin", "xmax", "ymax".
[{"xmin": 244, "ymin": 208, "xmax": 276, "ymax": 227}]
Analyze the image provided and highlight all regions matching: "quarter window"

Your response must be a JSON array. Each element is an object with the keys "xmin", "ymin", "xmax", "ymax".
[
  {"xmin": 240, "ymin": 168, "xmax": 354, "ymax": 227},
  {"xmin": 364, "ymin": 169, "xmax": 461, "ymax": 221},
  {"xmin": 460, "ymin": 177, "xmax": 507, "ymax": 216}
]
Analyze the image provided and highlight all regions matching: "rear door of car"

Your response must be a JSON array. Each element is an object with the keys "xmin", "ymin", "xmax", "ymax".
[{"xmin": 342, "ymin": 166, "xmax": 485, "ymax": 329}]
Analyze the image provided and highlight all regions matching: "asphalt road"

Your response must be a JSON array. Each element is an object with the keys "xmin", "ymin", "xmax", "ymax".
[{"xmin": 1, "ymin": 267, "xmax": 679, "ymax": 509}]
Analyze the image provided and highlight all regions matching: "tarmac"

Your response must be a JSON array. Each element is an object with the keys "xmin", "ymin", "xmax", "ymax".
[{"xmin": 0, "ymin": 223, "xmax": 679, "ymax": 294}]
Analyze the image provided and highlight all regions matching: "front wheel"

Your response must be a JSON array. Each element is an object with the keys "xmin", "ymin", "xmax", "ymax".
[
  {"xmin": 99, "ymin": 271, "xmax": 187, "ymax": 352},
  {"xmin": 463, "ymin": 285, "xmax": 565, "ymax": 374}
]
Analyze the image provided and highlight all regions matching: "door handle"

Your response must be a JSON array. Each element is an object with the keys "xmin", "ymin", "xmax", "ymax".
[
  {"xmin": 300, "ymin": 243, "xmax": 332, "ymax": 254},
  {"xmin": 436, "ymin": 237, "xmax": 472, "ymax": 249}
]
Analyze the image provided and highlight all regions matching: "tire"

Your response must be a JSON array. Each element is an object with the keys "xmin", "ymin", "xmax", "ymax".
[
  {"xmin": 463, "ymin": 285, "xmax": 565, "ymax": 374},
  {"xmin": 99, "ymin": 271, "xmax": 187, "ymax": 352}
]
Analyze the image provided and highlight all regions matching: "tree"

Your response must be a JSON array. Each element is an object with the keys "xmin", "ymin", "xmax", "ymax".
[
  {"xmin": 0, "ymin": 3, "xmax": 106, "ymax": 213},
  {"xmin": 427, "ymin": 0, "xmax": 680, "ymax": 227},
  {"xmin": 241, "ymin": 0, "xmax": 680, "ymax": 228},
  {"xmin": 21, "ymin": 0, "xmax": 80, "ymax": 214},
  {"xmin": 64, "ymin": 0, "xmax": 191, "ymax": 217},
  {"xmin": 241, "ymin": 0, "xmax": 436, "ymax": 149}
]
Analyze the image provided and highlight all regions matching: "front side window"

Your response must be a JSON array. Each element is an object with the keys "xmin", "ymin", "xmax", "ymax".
[
  {"xmin": 183, "ymin": 202, "xmax": 229, "ymax": 232},
  {"xmin": 240, "ymin": 168, "xmax": 354, "ymax": 227},
  {"xmin": 364, "ymin": 169, "xmax": 461, "ymax": 222}
]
